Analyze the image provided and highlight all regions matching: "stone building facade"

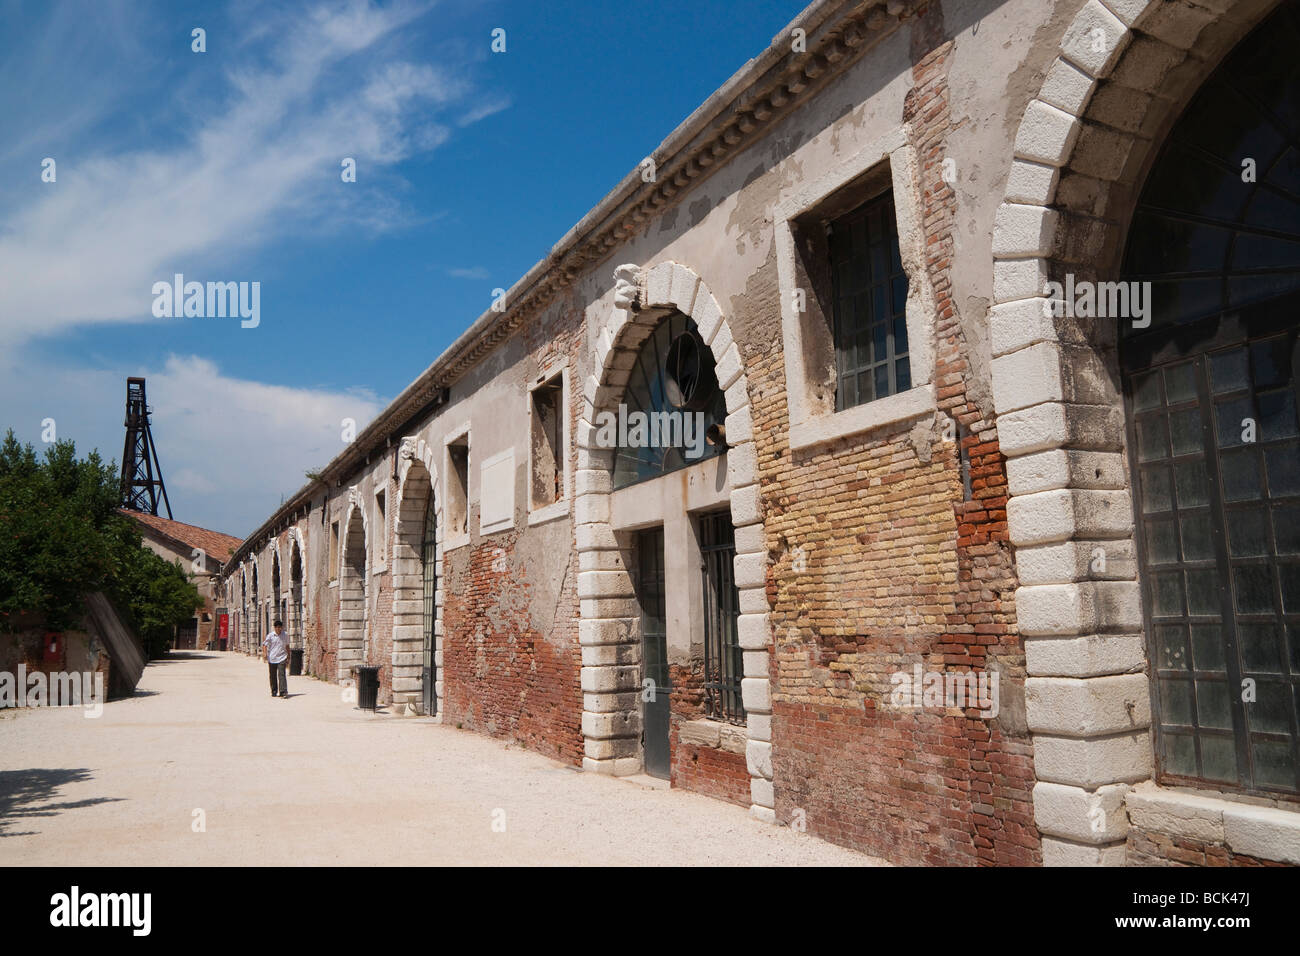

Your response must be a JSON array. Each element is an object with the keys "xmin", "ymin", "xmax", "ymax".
[{"xmin": 221, "ymin": 0, "xmax": 1300, "ymax": 866}]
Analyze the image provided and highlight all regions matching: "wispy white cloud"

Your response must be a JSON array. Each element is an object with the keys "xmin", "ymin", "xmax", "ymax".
[
  {"xmin": 0, "ymin": 0, "xmax": 498, "ymax": 348},
  {"xmin": 447, "ymin": 266, "xmax": 490, "ymax": 280}
]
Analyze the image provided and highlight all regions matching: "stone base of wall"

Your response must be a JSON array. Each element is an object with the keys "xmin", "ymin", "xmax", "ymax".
[
  {"xmin": 1122, "ymin": 781, "xmax": 1300, "ymax": 866},
  {"xmin": 1126, "ymin": 829, "xmax": 1288, "ymax": 867}
]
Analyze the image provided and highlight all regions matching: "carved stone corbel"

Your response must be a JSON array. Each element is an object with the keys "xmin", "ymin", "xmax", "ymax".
[{"xmin": 613, "ymin": 264, "xmax": 643, "ymax": 312}]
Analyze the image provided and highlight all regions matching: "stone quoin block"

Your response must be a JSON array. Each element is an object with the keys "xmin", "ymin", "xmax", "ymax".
[
  {"xmin": 1061, "ymin": 0, "xmax": 1129, "ymax": 78},
  {"xmin": 1025, "ymin": 674, "xmax": 1151, "ymax": 736},
  {"xmin": 1098, "ymin": 0, "xmax": 1151, "ymax": 27},
  {"xmin": 725, "ymin": 441, "xmax": 759, "ymax": 490},
  {"xmin": 580, "ymin": 665, "xmax": 640, "ymax": 694},
  {"xmin": 715, "ymin": 342, "xmax": 744, "ymax": 392},
  {"xmin": 1037, "ymin": 57, "xmax": 1098, "ymax": 115},
  {"xmin": 1041, "ymin": 838, "xmax": 1128, "ymax": 867},
  {"xmin": 989, "ymin": 296, "xmax": 1058, "ymax": 352},
  {"xmin": 746, "ymin": 712, "xmax": 772, "ymax": 743},
  {"xmin": 695, "ymin": 294, "xmax": 725, "ymax": 346},
  {"xmin": 1016, "ymin": 538, "xmax": 1137, "ymax": 586},
  {"xmin": 992, "ymin": 203, "xmax": 1060, "ymax": 257},
  {"xmin": 1032, "ymin": 731, "xmax": 1153, "ymax": 788},
  {"xmin": 1024, "ymin": 631, "xmax": 1146, "ymax": 678},
  {"xmin": 997, "ymin": 403, "xmax": 1125, "ymax": 457},
  {"xmin": 1005, "ymin": 449, "xmax": 1128, "ymax": 496},
  {"xmin": 710, "ymin": 321, "xmax": 735, "ymax": 362},
  {"xmin": 1015, "ymin": 579, "xmax": 1142, "ymax": 636},
  {"xmin": 741, "ymin": 677, "xmax": 772, "ymax": 713},
  {"xmin": 1033, "ymin": 780, "xmax": 1132, "ymax": 843},
  {"xmin": 737, "ymin": 613, "xmax": 771, "ymax": 650},
  {"xmin": 730, "ymin": 485, "xmax": 763, "ymax": 527},
  {"xmin": 993, "ymin": 256, "xmax": 1050, "ymax": 303},
  {"xmin": 733, "ymin": 552, "xmax": 767, "ymax": 590},
  {"xmin": 668, "ymin": 265, "xmax": 700, "ymax": 315},
  {"xmin": 1007, "ymin": 488, "xmax": 1136, "ymax": 546},
  {"xmin": 1014, "ymin": 100, "xmax": 1083, "ymax": 166},
  {"xmin": 1004, "ymin": 159, "xmax": 1060, "ymax": 207},
  {"xmin": 645, "ymin": 262, "xmax": 676, "ymax": 308},
  {"xmin": 743, "ymin": 650, "xmax": 769, "ymax": 678},
  {"xmin": 746, "ymin": 740, "xmax": 774, "ymax": 780}
]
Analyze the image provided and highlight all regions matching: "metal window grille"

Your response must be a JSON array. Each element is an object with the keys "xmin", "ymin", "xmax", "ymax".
[
  {"xmin": 828, "ymin": 190, "xmax": 911, "ymax": 411},
  {"xmin": 700, "ymin": 513, "xmax": 744, "ymax": 723}
]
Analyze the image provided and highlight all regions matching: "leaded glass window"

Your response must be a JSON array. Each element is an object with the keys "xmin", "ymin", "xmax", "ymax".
[{"xmin": 1122, "ymin": 3, "xmax": 1300, "ymax": 796}]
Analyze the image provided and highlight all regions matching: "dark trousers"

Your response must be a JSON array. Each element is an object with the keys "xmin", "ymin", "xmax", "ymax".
[{"xmin": 268, "ymin": 660, "xmax": 287, "ymax": 696}]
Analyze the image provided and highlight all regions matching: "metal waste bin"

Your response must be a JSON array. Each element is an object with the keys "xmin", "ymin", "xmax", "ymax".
[
  {"xmin": 290, "ymin": 648, "xmax": 304, "ymax": 676},
  {"xmin": 354, "ymin": 665, "xmax": 380, "ymax": 711}
]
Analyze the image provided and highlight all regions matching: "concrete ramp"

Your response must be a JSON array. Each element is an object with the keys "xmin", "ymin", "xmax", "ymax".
[{"xmin": 82, "ymin": 592, "xmax": 145, "ymax": 698}]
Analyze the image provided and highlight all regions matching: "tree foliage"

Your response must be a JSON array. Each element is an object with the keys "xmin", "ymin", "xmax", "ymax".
[{"xmin": 0, "ymin": 430, "xmax": 202, "ymax": 656}]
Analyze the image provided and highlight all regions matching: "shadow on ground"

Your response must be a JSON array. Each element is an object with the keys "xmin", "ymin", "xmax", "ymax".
[
  {"xmin": 146, "ymin": 652, "xmax": 218, "ymax": 663},
  {"xmin": 0, "ymin": 768, "xmax": 123, "ymax": 838}
]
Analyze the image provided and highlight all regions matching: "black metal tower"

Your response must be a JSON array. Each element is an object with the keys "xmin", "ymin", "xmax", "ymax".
[{"xmin": 119, "ymin": 377, "xmax": 172, "ymax": 519}]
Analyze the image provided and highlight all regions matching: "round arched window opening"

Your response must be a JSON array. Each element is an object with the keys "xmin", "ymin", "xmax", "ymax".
[
  {"xmin": 611, "ymin": 312, "xmax": 727, "ymax": 490},
  {"xmin": 1120, "ymin": 2, "xmax": 1300, "ymax": 798}
]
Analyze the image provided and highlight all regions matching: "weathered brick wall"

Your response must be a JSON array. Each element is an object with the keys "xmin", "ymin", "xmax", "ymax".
[
  {"xmin": 1126, "ymin": 829, "xmax": 1288, "ymax": 867},
  {"xmin": 665, "ymin": 662, "xmax": 751, "ymax": 804},
  {"xmin": 439, "ymin": 302, "xmax": 585, "ymax": 764},
  {"xmin": 743, "ymin": 20, "xmax": 1039, "ymax": 866},
  {"xmin": 442, "ymin": 529, "xmax": 582, "ymax": 764},
  {"xmin": 672, "ymin": 731, "xmax": 751, "ymax": 807}
]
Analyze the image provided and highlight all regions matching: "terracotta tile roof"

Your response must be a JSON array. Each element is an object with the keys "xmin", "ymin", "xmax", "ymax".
[{"xmin": 118, "ymin": 509, "xmax": 243, "ymax": 563}]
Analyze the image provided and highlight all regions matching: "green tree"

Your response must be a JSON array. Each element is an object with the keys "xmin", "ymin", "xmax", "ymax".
[{"xmin": 0, "ymin": 430, "xmax": 201, "ymax": 655}]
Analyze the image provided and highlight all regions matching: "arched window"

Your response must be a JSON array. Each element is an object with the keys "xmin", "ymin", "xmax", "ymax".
[
  {"xmin": 611, "ymin": 312, "xmax": 727, "ymax": 490},
  {"xmin": 1122, "ymin": 4, "xmax": 1300, "ymax": 796}
]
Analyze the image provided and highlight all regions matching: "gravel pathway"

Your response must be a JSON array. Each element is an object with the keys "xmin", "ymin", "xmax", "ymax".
[{"xmin": 0, "ymin": 651, "xmax": 885, "ymax": 866}]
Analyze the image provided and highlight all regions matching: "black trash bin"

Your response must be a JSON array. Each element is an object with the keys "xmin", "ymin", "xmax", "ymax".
[
  {"xmin": 354, "ymin": 665, "xmax": 380, "ymax": 711},
  {"xmin": 289, "ymin": 648, "xmax": 304, "ymax": 676}
]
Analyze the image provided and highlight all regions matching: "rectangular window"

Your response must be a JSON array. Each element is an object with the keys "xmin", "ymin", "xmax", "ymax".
[
  {"xmin": 530, "ymin": 371, "xmax": 566, "ymax": 510},
  {"xmin": 447, "ymin": 435, "xmax": 470, "ymax": 538},
  {"xmin": 329, "ymin": 520, "xmax": 339, "ymax": 580},
  {"xmin": 699, "ymin": 512, "xmax": 744, "ymax": 723},
  {"xmin": 827, "ymin": 190, "xmax": 910, "ymax": 411},
  {"xmin": 374, "ymin": 489, "xmax": 387, "ymax": 562}
]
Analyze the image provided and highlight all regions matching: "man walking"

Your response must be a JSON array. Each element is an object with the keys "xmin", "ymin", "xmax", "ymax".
[{"xmin": 263, "ymin": 619, "xmax": 289, "ymax": 698}]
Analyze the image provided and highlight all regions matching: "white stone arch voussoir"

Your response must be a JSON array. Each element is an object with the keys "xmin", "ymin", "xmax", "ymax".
[
  {"xmin": 988, "ymin": 0, "xmax": 1269, "ymax": 866},
  {"xmin": 575, "ymin": 260, "xmax": 774, "ymax": 822},
  {"xmin": 390, "ymin": 437, "xmax": 445, "ymax": 716},
  {"xmin": 337, "ymin": 488, "xmax": 370, "ymax": 682}
]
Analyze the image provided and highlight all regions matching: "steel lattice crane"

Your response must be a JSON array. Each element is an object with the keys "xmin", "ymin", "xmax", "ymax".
[{"xmin": 119, "ymin": 377, "xmax": 172, "ymax": 519}]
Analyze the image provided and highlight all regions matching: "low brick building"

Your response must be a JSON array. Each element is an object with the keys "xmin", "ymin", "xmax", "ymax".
[
  {"xmin": 124, "ymin": 510, "xmax": 240, "ymax": 650},
  {"xmin": 221, "ymin": 0, "xmax": 1300, "ymax": 865}
]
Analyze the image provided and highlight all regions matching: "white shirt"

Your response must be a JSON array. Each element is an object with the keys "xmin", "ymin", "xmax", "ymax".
[{"xmin": 263, "ymin": 630, "xmax": 288, "ymax": 665}]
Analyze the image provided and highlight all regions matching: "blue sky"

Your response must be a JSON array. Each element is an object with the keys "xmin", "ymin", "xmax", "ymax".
[{"xmin": 0, "ymin": 0, "xmax": 807, "ymax": 537}]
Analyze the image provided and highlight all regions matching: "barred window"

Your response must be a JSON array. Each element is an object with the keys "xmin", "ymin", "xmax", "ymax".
[{"xmin": 828, "ymin": 190, "xmax": 911, "ymax": 410}]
